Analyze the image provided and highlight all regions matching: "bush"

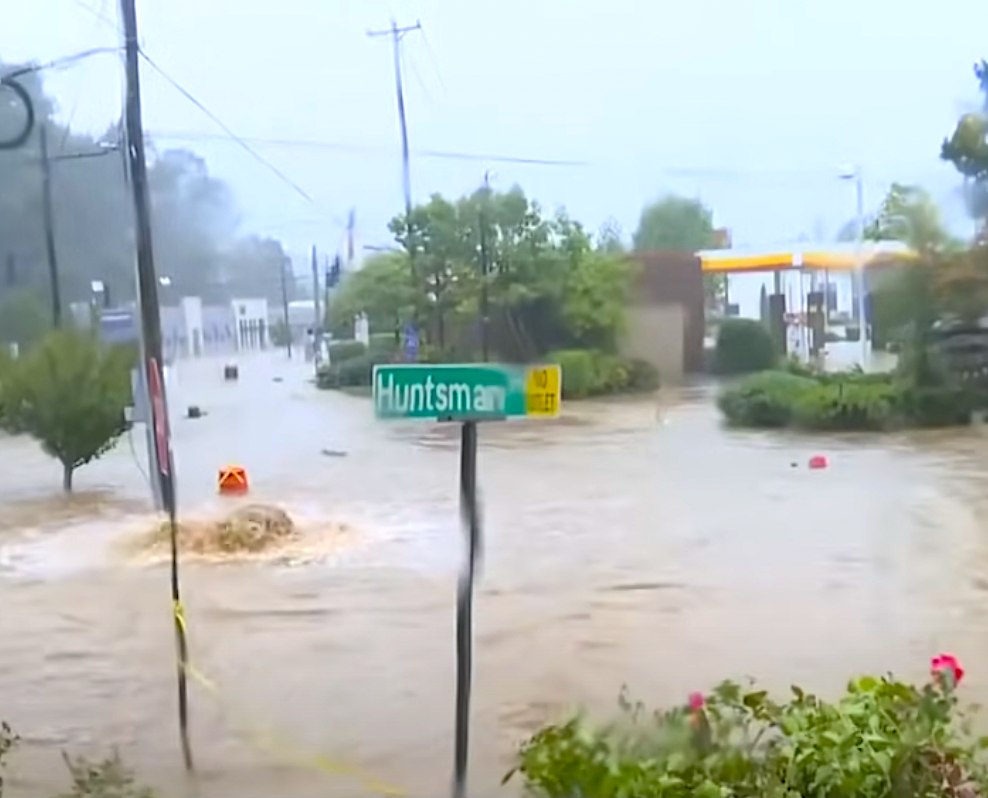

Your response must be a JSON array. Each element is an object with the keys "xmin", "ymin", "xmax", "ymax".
[
  {"xmin": 713, "ymin": 318, "xmax": 777, "ymax": 375},
  {"xmin": 0, "ymin": 726, "xmax": 156, "ymax": 798},
  {"xmin": 547, "ymin": 349, "xmax": 659, "ymax": 399},
  {"xmin": 316, "ymin": 352, "xmax": 392, "ymax": 389},
  {"xmin": 506, "ymin": 656, "xmax": 985, "ymax": 798},
  {"xmin": 717, "ymin": 370, "xmax": 814, "ymax": 428},
  {"xmin": 791, "ymin": 378, "xmax": 901, "ymax": 431},
  {"xmin": 549, "ymin": 349, "xmax": 598, "ymax": 399},
  {"xmin": 327, "ymin": 340, "xmax": 367, "ymax": 362}
]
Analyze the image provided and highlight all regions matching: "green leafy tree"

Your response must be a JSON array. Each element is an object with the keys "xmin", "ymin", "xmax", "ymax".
[
  {"xmin": 2, "ymin": 329, "xmax": 132, "ymax": 491},
  {"xmin": 941, "ymin": 60, "xmax": 988, "ymax": 225},
  {"xmin": 328, "ymin": 251, "xmax": 416, "ymax": 338},
  {"xmin": 633, "ymin": 194, "xmax": 726, "ymax": 312}
]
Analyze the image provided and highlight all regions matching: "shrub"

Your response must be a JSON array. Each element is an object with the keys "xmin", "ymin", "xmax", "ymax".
[
  {"xmin": 791, "ymin": 378, "xmax": 902, "ymax": 431},
  {"xmin": 717, "ymin": 370, "xmax": 814, "ymax": 428},
  {"xmin": 625, "ymin": 357, "xmax": 660, "ymax": 392},
  {"xmin": 316, "ymin": 352, "xmax": 392, "ymax": 389},
  {"xmin": 898, "ymin": 383, "xmax": 976, "ymax": 427},
  {"xmin": 713, "ymin": 318, "xmax": 776, "ymax": 375},
  {"xmin": 327, "ymin": 340, "xmax": 367, "ymax": 363},
  {"xmin": 548, "ymin": 349, "xmax": 598, "ymax": 399},
  {"xmin": 506, "ymin": 656, "xmax": 985, "ymax": 798}
]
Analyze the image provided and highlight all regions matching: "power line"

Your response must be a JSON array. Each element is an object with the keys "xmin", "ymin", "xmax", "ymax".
[
  {"xmin": 0, "ymin": 47, "xmax": 121, "ymax": 81},
  {"xmin": 137, "ymin": 52, "xmax": 316, "ymax": 203},
  {"xmin": 146, "ymin": 129, "xmax": 591, "ymax": 167}
]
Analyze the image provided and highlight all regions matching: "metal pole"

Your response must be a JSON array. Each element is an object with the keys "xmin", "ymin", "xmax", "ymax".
[
  {"xmin": 855, "ymin": 169, "xmax": 868, "ymax": 369},
  {"xmin": 280, "ymin": 258, "xmax": 292, "ymax": 359},
  {"xmin": 39, "ymin": 124, "xmax": 62, "ymax": 328},
  {"xmin": 453, "ymin": 420, "xmax": 480, "ymax": 798}
]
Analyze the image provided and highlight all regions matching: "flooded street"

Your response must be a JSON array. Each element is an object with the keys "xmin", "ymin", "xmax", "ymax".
[{"xmin": 4, "ymin": 352, "xmax": 988, "ymax": 797}]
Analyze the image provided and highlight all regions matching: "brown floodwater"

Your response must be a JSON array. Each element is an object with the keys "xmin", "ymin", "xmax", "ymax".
[{"xmin": 3, "ymin": 352, "xmax": 988, "ymax": 797}]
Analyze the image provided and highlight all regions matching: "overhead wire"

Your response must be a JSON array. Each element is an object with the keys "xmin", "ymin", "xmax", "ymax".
[{"xmin": 137, "ymin": 52, "xmax": 316, "ymax": 204}]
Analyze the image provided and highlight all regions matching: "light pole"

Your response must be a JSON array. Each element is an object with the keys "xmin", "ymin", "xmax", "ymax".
[{"xmin": 839, "ymin": 165, "xmax": 869, "ymax": 368}]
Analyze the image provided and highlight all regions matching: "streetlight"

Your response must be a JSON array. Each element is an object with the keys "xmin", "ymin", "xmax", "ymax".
[{"xmin": 839, "ymin": 164, "xmax": 869, "ymax": 368}]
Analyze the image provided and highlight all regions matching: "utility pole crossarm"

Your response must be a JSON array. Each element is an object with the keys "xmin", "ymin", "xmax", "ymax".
[{"xmin": 366, "ymin": 20, "xmax": 422, "ymax": 38}]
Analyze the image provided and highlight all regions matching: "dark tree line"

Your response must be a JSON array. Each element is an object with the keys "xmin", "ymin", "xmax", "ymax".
[{"xmin": 0, "ymin": 57, "xmax": 296, "ymax": 345}]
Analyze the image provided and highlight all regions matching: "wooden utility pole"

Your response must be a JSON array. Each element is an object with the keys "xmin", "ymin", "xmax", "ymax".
[
  {"xmin": 311, "ymin": 244, "xmax": 321, "ymax": 361},
  {"xmin": 368, "ymin": 19, "xmax": 422, "ymax": 334},
  {"xmin": 119, "ymin": 0, "xmax": 193, "ymax": 772},
  {"xmin": 38, "ymin": 124, "xmax": 62, "ymax": 327}
]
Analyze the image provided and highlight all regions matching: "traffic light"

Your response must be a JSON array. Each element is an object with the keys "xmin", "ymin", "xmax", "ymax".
[{"xmin": 327, "ymin": 255, "xmax": 342, "ymax": 288}]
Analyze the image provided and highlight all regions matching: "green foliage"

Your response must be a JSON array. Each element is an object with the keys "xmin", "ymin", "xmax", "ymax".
[
  {"xmin": 507, "ymin": 669, "xmax": 987, "ymax": 798},
  {"xmin": 712, "ymin": 319, "xmax": 776, "ymax": 375},
  {"xmin": 941, "ymin": 60, "xmax": 988, "ymax": 221},
  {"xmin": 0, "ymin": 727, "xmax": 155, "ymax": 798},
  {"xmin": 1, "ymin": 329, "xmax": 132, "ymax": 490},
  {"xmin": 632, "ymin": 194, "xmax": 727, "ymax": 312},
  {"xmin": 549, "ymin": 349, "xmax": 659, "ymax": 399},
  {"xmin": 0, "ymin": 721, "xmax": 17, "ymax": 798},
  {"xmin": 327, "ymin": 340, "xmax": 367, "ymax": 362},
  {"xmin": 315, "ymin": 352, "xmax": 392, "ymax": 390},
  {"xmin": 54, "ymin": 752, "xmax": 156, "ymax": 798},
  {"xmin": 717, "ymin": 370, "xmax": 814, "ymax": 428},
  {"xmin": 329, "ymin": 188, "xmax": 638, "ymax": 368},
  {"xmin": 718, "ymin": 360, "xmax": 976, "ymax": 432}
]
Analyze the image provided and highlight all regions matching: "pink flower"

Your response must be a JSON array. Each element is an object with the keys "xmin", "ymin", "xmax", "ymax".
[
  {"xmin": 688, "ymin": 692, "xmax": 705, "ymax": 711},
  {"xmin": 931, "ymin": 653, "xmax": 965, "ymax": 688}
]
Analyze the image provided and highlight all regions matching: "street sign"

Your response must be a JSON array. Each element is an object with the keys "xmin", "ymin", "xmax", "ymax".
[{"xmin": 373, "ymin": 363, "xmax": 561, "ymax": 421}]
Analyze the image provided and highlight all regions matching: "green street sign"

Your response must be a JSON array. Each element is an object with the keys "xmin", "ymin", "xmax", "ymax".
[{"xmin": 372, "ymin": 363, "xmax": 562, "ymax": 421}]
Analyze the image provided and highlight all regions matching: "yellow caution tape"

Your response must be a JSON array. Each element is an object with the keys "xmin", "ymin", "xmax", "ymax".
[{"xmin": 172, "ymin": 600, "xmax": 407, "ymax": 796}]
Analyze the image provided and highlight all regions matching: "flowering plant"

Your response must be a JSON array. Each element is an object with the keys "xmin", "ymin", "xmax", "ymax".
[{"xmin": 506, "ymin": 654, "xmax": 988, "ymax": 797}]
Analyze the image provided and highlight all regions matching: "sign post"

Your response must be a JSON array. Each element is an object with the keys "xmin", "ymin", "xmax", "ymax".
[{"xmin": 372, "ymin": 362, "xmax": 561, "ymax": 798}]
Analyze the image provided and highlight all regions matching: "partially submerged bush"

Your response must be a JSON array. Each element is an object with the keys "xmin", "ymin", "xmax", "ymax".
[
  {"xmin": 507, "ymin": 655, "xmax": 984, "ymax": 798},
  {"xmin": 716, "ymin": 370, "xmax": 814, "ymax": 428},
  {"xmin": 548, "ymin": 349, "xmax": 659, "ymax": 399},
  {"xmin": 0, "ymin": 726, "xmax": 154, "ymax": 798},
  {"xmin": 719, "ymin": 362, "xmax": 976, "ymax": 432},
  {"xmin": 713, "ymin": 318, "xmax": 777, "ymax": 375}
]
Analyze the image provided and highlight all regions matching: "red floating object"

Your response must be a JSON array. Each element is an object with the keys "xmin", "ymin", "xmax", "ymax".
[{"xmin": 808, "ymin": 455, "xmax": 828, "ymax": 470}]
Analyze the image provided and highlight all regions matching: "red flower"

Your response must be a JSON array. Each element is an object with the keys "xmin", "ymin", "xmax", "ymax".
[
  {"xmin": 688, "ymin": 691, "xmax": 705, "ymax": 711},
  {"xmin": 931, "ymin": 653, "xmax": 965, "ymax": 688}
]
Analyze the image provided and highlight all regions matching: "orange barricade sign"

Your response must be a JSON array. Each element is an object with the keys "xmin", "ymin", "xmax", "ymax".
[{"xmin": 218, "ymin": 465, "xmax": 249, "ymax": 494}]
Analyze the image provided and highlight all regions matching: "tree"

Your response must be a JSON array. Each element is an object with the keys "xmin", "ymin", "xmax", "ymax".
[
  {"xmin": 0, "ymin": 287, "xmax": 49, "ymax": 348},
  {"xmin": 633, "ymin": 194, "xmax": 727, "ymax": 313},
  {"xmin": 0, "ymin": 57, "xmax": 291, "ymax": 308},
  {"xmin": 331, "ymin": 186, "xmax": 637, "ymax": 362},
  {"xmin": 836, "ymin": 183, "xmax": 956, "ymax": 251},
  {"xmin": 941, "ymin": 60, "xmax": 988, "ymax": 226},
  {"xmin": 1, "ymin": 329, "xmax": 132, "ymax": 491},
  {"xmin": 596, "ymin": 218, "xmax": 626, "ymax": 254}
]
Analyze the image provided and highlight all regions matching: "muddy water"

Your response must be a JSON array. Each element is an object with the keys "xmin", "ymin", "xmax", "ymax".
[{"xmin": 4, "ymin": 353, "xmax": 988, "ymax": 797}]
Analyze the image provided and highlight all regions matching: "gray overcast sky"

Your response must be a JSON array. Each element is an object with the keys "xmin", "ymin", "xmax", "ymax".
[{"xmin": 4, "ymin": 0, "xmax": 987, "ymax": 266}]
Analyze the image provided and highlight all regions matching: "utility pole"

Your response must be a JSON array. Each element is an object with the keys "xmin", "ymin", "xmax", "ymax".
[
  {"xmin": 119, "ymin": 0, "xmax": 192, "ymax": 773},
  {"xmin": 478, "ymin": 172, "xmax": 493, "ymax": 362},
  {"xmin": 280, "ymin": 258, "xmax": 292, "ymax": 359},
  {"xmin": 368, "ymin": 19, "xmax": 422, "ymax": 328},
  {"xmin": 311, "ymin": 244, "xmax": 322, "ymax": 365},
  {"xmin": 38, "ymin": 124, "xmax": 62, "ymax": 327}
]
